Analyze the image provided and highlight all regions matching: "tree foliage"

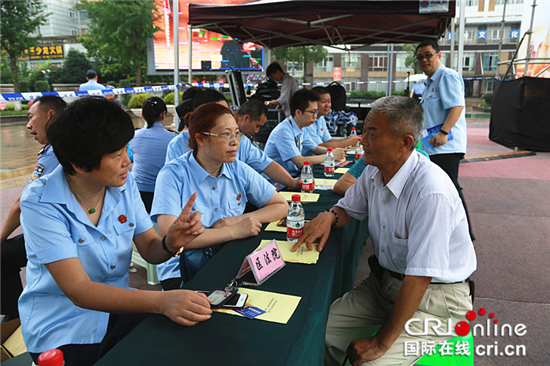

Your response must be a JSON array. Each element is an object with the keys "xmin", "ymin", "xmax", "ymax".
[
  {"xmin": 403, "ymin": 43, "xmax": 421, "ymax": 74},
  {"xmin": 273, "ymin": 46, "xmax": 328, "ymax": 81},
  {"xmin": 77, "ymin": 0, "xmax": 160, "ymax": 86},
  {"xmin": 0, "ymin": 0, "xmax": 48, "ymax": 92},
  {"xmin": 56, "ymin": 49, "xmax": 91, "ymax": 84}
]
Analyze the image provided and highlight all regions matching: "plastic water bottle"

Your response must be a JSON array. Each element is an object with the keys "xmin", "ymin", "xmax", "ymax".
[
  {"xmin": 287, "ymin": 194, "xmax": 305, "ymax": 242},
  {"xmin": 350, "ymin": 127, "xmax": 357, "ymax": 136},
  {"xmin": 355, "ymin": 137, "xmax": 364, "ymax": 161},
  {"xmin": 324, "ymin": 148, "xmax": 335, "ymax": 177},
  {"xmin": 300, "ymin": 160, "xmax": 315, "ymax": 193},
  {"xmin": 38, "ymin": 349, "xmax": 65, "ymax": 366}
]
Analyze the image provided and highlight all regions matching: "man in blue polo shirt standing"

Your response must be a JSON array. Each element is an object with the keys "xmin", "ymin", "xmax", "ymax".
[{"xmin": 416, "ymin": 39, "xmax": 475, "ymax": 241}]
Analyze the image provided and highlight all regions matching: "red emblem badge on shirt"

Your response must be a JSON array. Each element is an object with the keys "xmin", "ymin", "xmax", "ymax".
[
  {"xmin": 237, "ymin": 194, "xmax": 242, "ymax": 201},
  {"xmin": 118, "ymin": 215, "xmax": 127, "ymax": 224},
  {"xmin": 321, "ymin": 128, "xmax": 324, "ymax": 131}
]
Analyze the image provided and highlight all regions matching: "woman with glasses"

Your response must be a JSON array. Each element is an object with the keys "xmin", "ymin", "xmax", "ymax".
[
  {"xmin": 18, "ymin": 97, "xmax": 210, "ymax": 365},
  {"xmin": 152, "ymin": 103, "xmax": 288, "ymax": 290},
  {"xmin": 130, "ymin": 97, "xmax": 176, "ymax": 212}
]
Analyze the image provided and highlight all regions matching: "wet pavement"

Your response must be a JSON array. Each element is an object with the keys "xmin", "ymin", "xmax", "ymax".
[{"xmin": 0, "ymin": 108, "xmax": 177, "ymax": 185}]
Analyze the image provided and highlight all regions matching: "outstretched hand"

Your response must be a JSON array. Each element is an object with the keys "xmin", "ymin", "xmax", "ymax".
[
  {"xmin": 290, "ymin": 212, "xmax": 334, "ymax": 252},
  {"xmin": 166, "ymin": 193, "xmax": 204, "ymax": 253}
]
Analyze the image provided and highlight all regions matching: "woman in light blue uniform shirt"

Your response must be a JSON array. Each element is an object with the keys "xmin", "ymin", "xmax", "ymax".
[
  {"xmin": 152, "ymin": 103, "xmax": 288, "ymax": 290},
  {"xmin": 18, "ymin": 97, "xmax": 210, "ymax": 365},
  {"xmin": 130, "ymin": 97, "xmax": 175, "ymax": 212}
]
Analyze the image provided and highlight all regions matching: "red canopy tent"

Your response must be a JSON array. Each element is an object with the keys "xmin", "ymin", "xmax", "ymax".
[{"xmin": 188, "ymin": 0, "xmax": 456, "ymax": 49}]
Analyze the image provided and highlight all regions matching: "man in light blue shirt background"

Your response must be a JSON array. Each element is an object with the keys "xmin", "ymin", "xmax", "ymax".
[
  {"xmin": 79, "ymin": 69, "xmax": 105, "ymax": 92},
  {"xmin": 416, "ymin": 39, "xmax": 474, "ymax": 241},
  {"xmin": 1, "ymin": 96, "xmax": 66, "ymax": 322},
  {"xmin": 265, "ymin": 89, "xmax": 345, "ymax": 178},
  {"xmin": 304, "ymin": 87, "xmax": 360, "ymax": 156},
  {"xmin": 410, "ymin": 79, "xmax": 426, "ymax": 101}
]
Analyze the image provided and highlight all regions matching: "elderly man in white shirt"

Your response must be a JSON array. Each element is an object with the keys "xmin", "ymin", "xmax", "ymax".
[{"xmin": 292, "ymin": 96, "xmax": 476, "ymax": 366}]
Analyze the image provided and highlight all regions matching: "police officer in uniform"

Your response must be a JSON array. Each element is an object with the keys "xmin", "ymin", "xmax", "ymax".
[{"xmin": 1, "ymin": 95, "xmax": 67, "ymax": 322}]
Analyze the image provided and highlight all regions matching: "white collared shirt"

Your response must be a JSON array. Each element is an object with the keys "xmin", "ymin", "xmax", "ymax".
[{"xmin": 336, "ymin": 150, "xmax": 476, "ymax": 283}]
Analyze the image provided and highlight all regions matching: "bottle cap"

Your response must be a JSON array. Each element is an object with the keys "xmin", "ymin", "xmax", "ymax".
[
  {"xmin": 292, "ymin": 194, "xmax": 301, "ymax": 202},
  {"xmin": 327, "ymin": 148, "xmax": 333, "ymax": 152},
  {"xmin": 304, "ymin": 161, "xmax": 310, "ymax": 165},
  {"xmin": 358, "ymin": 137, "xmax": 361, "ymax": 141},
  {"xmin": 38, "ymin": 349, "xmax": 64, "ymax": 366},
  {"xmin": 352, "ymin": 127, "xmax": 356, "ymax": 130}
]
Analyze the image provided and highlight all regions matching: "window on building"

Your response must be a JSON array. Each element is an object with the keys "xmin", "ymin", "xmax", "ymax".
[
  {"xmin": 484, "ymin": 53, "xmax": 499, "ymax": 71},
  {"xmin": 342, "ymin": 53, "xmax": 361, "ymax": 70},
  {"xmin": 342, "ymin": 78, "xmax": 360, "ymax": 92},
  {"xmin": 464, "ymin": 30, "xmax": 474, "ymax": 40},
  {"xmin": 466, "ymin": 0, "xmax": 478, "ymax": 6},
  {"xmin": 287, "ymin": 62, "xmax": 303, "ymax": 78},
  {"xmin": 396, "ymin": 53, "xmax": 410, "ymax": 72},
  {"xmin": 491, "ymin": 29, "xmax": 502, "ymax": 40},
  {"xmin": 463, "ymin": 54, "xmax": 475, "ymax": 71},
  {"xmin": 368, "ymin": 55, "xmax": 387, "ymax": 71},
  {"xmin": 314, "ymin": 56, "xmax": 334, "ymax": 72},
  {"xmin": 69, "ymin": 9, "xmax": 76, "ymax": 18},
  {"xmin": 71, "ymin": 28, "xmax": 78, "ymax": 36}
]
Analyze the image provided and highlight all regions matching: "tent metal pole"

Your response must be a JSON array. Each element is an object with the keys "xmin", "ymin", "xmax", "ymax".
[
  {"xmin": 524, "ymin": 0, "xmax": 537, "ymax": 76},
  {"xmin": 173, "ymin": 0, "xmax": 179, "ymax": 116},
  {"xmin": 188, "ymin": 24, "xmax": 193, "ymax": 84},
  {"xmin": 457, "ymin": 0, "xmax": 466, "ymax": 77},
  {"xmin": 450, "ymin": 17, "xmax": 455, "ymax": 69},
  {"xmin": 497, "ymin": 0, "xmax": 508, "ymax": 78}
]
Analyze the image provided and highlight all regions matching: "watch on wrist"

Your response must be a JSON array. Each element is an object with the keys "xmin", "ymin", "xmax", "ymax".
[
  {"xmin": 439, "ymin": 129, "xmax": 449, "ymax": 136},
  {"xmin": 162, "ymin": 236, "xmax": 185, "ymax": 258}
]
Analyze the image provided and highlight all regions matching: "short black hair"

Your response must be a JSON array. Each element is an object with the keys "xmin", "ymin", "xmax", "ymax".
[
  {"xmin": 86, "ymin": 69, "xmax": 97, "ymax": 78},
  {"xmin": 48, "ymin": 97, "xmax": 134, "ymax": 175},
  {"xmin": 193, "ymin": 89, "xmax": 228, "ymax": 109},
  {"xmin": 415, "ymin": 39, "xmax": 440, "ymax": 55},
  {"xmin": 290, "ymin": 89, "xmax": 320, "ymax": 117},
  {"xmin": 266, "ymin": 61, "xmax": 283, "ymax": 77},
  {"xmin": 33, "ymin": 95, "xmax": 67, "ymax": 115},
  {"xmin": 237, "ymin": 99, "xmax": 268, "ymax": 121},
  {"xmin": 142, "ymin": 96, "xmax": 167, "ymax": 128},
  {"xmin": 175, "ymin": 87, "xmax": 204, "ymax": 132},
  {"xmin": 311, "ymin": 86, "xmax": 329, "ymax": 97}
]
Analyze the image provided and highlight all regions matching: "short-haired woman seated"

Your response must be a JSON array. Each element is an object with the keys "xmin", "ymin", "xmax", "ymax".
[
  {"xmin": 152, "ymin": 103, "xmax": 288, "ymax": 290},
  {"xmin": 19, "ymin": 97, "xmax": 211, "ymax": 365},
  {"xmin": 130, "ymin": 96, "xmax": 176, "ymax": 212}
]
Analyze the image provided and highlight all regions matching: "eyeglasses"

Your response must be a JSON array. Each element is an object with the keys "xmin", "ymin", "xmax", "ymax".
[
  {"xmin": 303, "ymin": 109, "xmax": 318, "ymax": 115},
  {"xmin": 202, "ymin": 131, "xmax": 244, "ymax": 143},
  {"xmin": 415, "ymin": 51, "xmax": 439, "ymax": 62}
]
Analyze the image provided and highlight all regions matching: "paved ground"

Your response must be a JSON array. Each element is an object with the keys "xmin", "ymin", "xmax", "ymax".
[{"xmin": 2, "ymin": 108, "xmax": 549, "ymax": 364}]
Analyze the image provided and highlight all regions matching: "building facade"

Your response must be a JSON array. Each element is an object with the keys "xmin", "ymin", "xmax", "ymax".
[
  {"xmin": 286, "ymin": 0, "xmax": 524, "ymax": 97},
  {"xmin": 26, "ymin": 0, "xmax": 90, "ymax": 69}
]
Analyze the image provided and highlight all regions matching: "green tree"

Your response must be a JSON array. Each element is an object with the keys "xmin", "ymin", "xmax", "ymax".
[
  {"xmin": 77, "ymin": 0, "xmax": 160, "ymax": 86},
  {"xmin": 0, "ymin": 0, "xmax": 48, "ymax": 92},
  {"xmin": 57, "ymin": 49, "xmax": 91, "ymax": 84},
  {"xmin": 403, "ymin": 43, "xmax": 421, "ymax": 74},
  {"xmin": 273, "ymin": 46, "xmax": 328, "ymax": 82}
]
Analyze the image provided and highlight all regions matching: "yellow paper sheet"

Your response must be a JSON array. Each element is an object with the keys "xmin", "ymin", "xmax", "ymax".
[
  {"xmin": 265, "ymin": 220, "xmax": 287, "ymax": 233},
  {"xmin": 257, "ymin": 239, "xmax": 319, "ymax": 264},
  {"xmin": 265, "ymin": 220, "xmax": 310, "ymax": 233},
  {"xmin": 214, "ymin": 288, "xmax": 301, "ymax": 324},
  {"xmin": 335, "ymin": 167, "xmax": 349, "ymax": 174},
  {"xmin": 315, "ymin": 179, "xmax": 338, "ymax": 187},
  {"xmin": 279, "ymin": 191, "xmax": 320, "ymax": 203}
]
